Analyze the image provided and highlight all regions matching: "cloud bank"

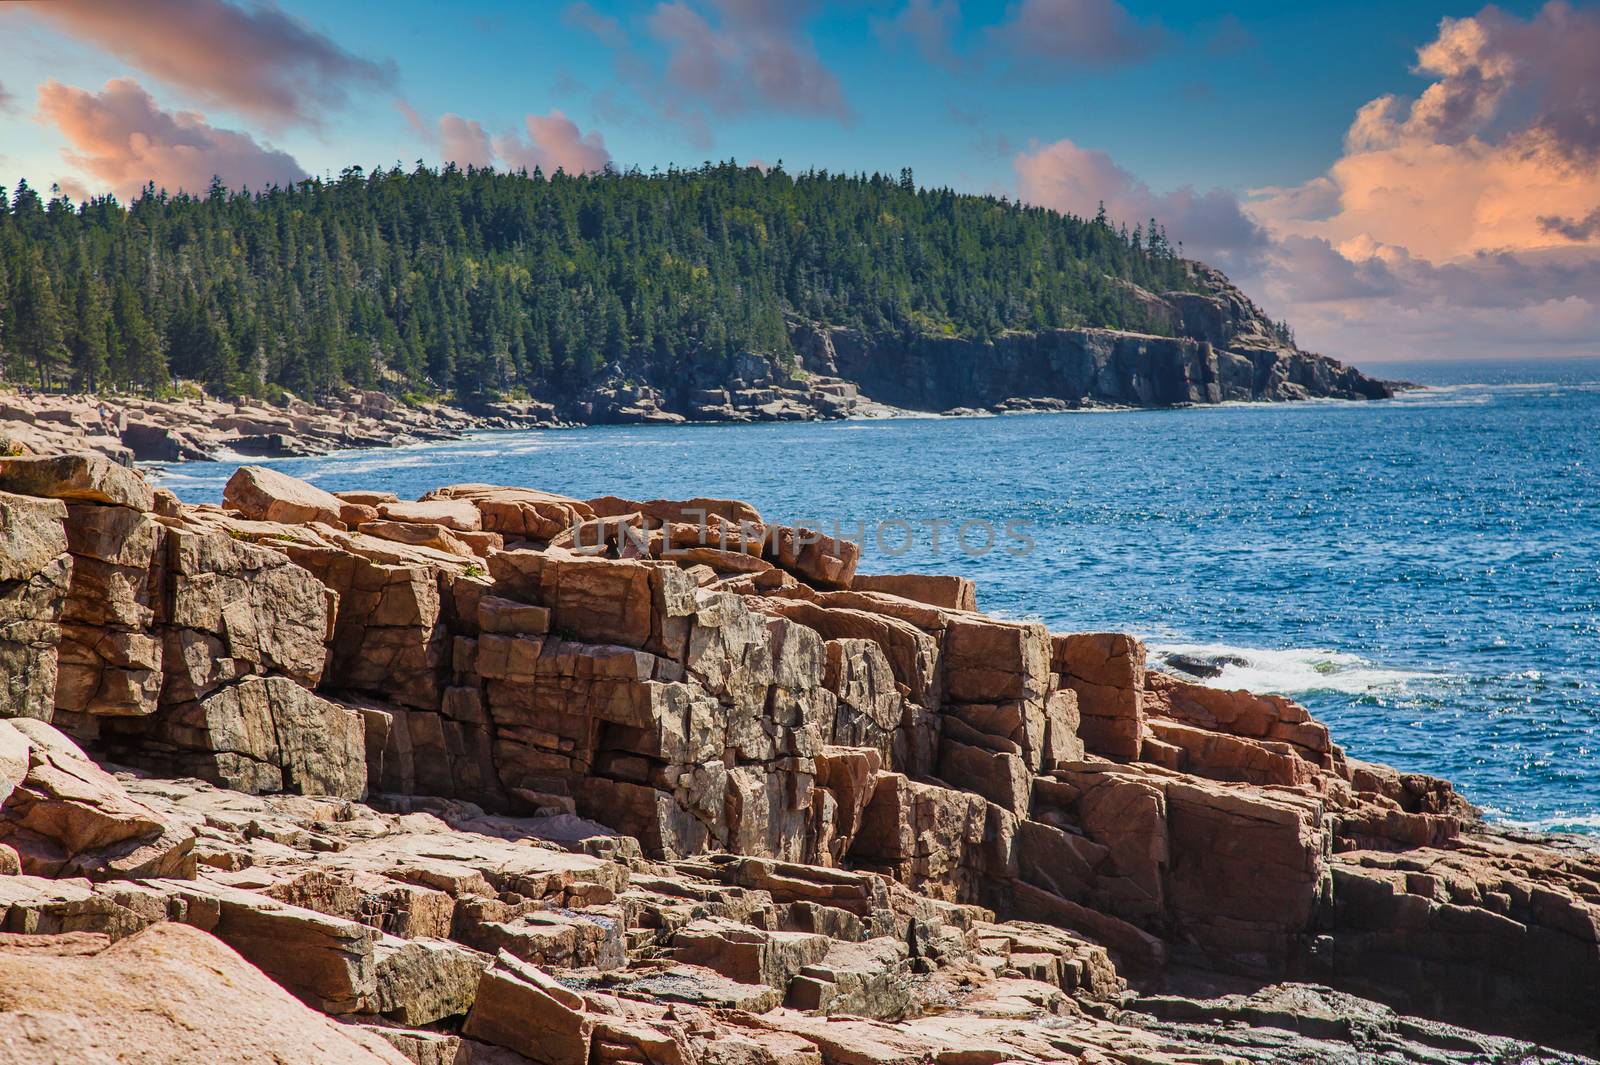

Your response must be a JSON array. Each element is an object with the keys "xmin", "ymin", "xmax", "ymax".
[
  {"xmin": 17, "ymin": 0, "xmax": 393, "ymax": 128},
  {"xmin": 38, "ymin": 77, "xmax": 306, "ymax": 201},
  {"xmin": 570, "ymin": 0, "xmax": 850, "ymax": 148},
  {"xmin": 1015, "ymin": 2, "xmax": 1600, "ymax": 361},
  {"xmin": 1014, "ymin": 138, "xmax": 1269, "ymax": 276},
  {"xmin": 402, "ymin": 104, "xmax": 612, "ymax": 175}
]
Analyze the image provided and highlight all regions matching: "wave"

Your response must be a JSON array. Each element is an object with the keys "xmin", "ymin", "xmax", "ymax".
[
  {"xmin": 1147, "ymin": 640, "xmax": 1445, "ymax": 696},
  {"xmin": 1485, "ymin": 810, "xmax": 1600, "ymax": 837}
]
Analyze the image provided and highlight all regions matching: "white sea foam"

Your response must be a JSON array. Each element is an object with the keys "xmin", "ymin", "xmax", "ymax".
[
  {"xmin": 1148, "ymin": 641, "xmax": 1444, "ymax": 695},
  {"xmin": 319, "ymin": 452, "xmax": 436, "ymax": 476},
  {"xmin": 1488, "ymin": 810, "xmax": 1600, "ymax": 837}
]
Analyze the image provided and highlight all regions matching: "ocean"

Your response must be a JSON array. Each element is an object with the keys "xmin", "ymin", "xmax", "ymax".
[{"xmin": 152, "ymin": 358, "xmax": 1600, "ymax": 834}]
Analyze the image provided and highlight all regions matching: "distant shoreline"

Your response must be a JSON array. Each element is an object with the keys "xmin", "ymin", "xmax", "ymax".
[{"xmin": 3, "ymin": 377, "xmax": 1409, "ymax": 470}]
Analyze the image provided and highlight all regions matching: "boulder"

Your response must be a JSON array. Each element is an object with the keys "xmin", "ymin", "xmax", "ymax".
[
  {"xmin": 223, "ymin": 465, "xmax": 345, "ymax": 527},
  {"xmin": 423, "ymin": 484, "xmax": 594, "ymax": 541},
  {"xmin": 0, "ymin": 491, "xmax": 68, "ymax": 585},
  {"xmin": 154, "ymin": 522, "xmax": 331, "ymax": 708},
  {"xmin": 764, "ymin": 525, "xmax": 861, "ymax": 589},
  {"xmin": 0, "ymin": 453, "xmax": 154, "ymax": 511},
  {"xmin": 358, "ymin": 519, "xmax": 478, "ymax": 558},
  {"xmin": 54, "ymin": 503, "xmax": 165, "ymax": 718},
  {"xmin": 670, "ymin": 917, "xmax": 832, "ymax": 989},
  {"xmin": 1052, "ymin": 632, "xmax": 1146, "ymax": 761},
  {"xmin": 942, "ymin": 616, "xmax": 1051, "ymax": 705},
  {"xmin": 463, "ymin": 952, "xmax": 595, "ymax": 1065},
  {"xmin": 142, "ymin": 676, "xmax": 367, "ymax": 799},
  {"xmin": 380, "ymin": 498, "xmax": 483, "ymax": 531},
  {"xmin": 851, "ymin": 572, "xmax": 977, "ymax": 611},
  {"xmin": 164, "ymin": 879, "xmax": 382, "ymax": 1013},
  {"xmin": 0, "ymin": 718, "xmax": 195, "ymax": 879}
]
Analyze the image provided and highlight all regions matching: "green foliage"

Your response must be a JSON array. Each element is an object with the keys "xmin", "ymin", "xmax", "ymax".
[{"xmin": 0, "ymin": 163, "xmax": 1194, "ymax": 399}]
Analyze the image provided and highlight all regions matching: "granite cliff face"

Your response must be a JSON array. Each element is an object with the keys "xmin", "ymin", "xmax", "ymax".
[
  {"xmin": 3, "ymin": 455, "xmax": 1593, "ymax": 1065},
  {"xmin": 790, "ymin": 266, "xmax": 1390, "ymax": 412}
]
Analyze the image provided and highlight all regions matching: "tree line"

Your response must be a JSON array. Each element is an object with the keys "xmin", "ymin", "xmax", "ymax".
[{"xmin": 0, "ymin": 161, "xmax": 1197, "ymax": 401}]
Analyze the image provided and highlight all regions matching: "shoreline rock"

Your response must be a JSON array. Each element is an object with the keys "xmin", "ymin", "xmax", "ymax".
[
  {"xmin": 2, "ymin": 305, "xmax": 1393, "ymax": 467},
  {"xmin": 1, "ymin": 456, "xmax": 1595, "ymax": 1064}
]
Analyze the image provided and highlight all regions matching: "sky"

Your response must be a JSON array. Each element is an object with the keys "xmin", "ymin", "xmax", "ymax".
[{"xmin": 2, "ymin": 0, "xmax": 1598, "ymax": 364}]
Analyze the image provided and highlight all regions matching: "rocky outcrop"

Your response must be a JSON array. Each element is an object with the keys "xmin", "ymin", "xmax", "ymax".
[
  {"xmin": 789, "ymin": 264, "xmax": 1391, "ymax": 411},
  {"xmin": 0, "ymin": 387, "xmax": 560, "ymax": 465},
  {"xmin": 0, "ymin": 268, "xmax": 1391, "ymax": 470},
  {"xmin": 0, "ymin": 460, "xmax": 1593, "ymax": 1064},
  {"xmin": 790, "ymin": 319, "xmax": 1388, "ymax": 413}
]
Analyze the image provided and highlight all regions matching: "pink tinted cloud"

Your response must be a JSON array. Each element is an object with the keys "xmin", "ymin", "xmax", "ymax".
[
  {"xmin": 1014, "ymin": 137, "xmax": 1268, "ymax": 273},
  {"xmin": 494, "ymin": 110, "xmax": 612, "ymax": 175},
  {"xmin": 643, "ymin": 0, "xmax": 851, "ymax": 123},
  {"xmin": 38, "ymin": 77, "xmax": 306, "ymax": 201},
  {"xmin": 17, "ymin": 0, "xmax": 392, "ymax": 127},
  {"xmin": 1252, "ymin": 2, "xmax": 1600, "ymax": 263},
  {"xmin": 987, "ymin": 0, "xmax": 1164, "ymax": 69},
  {"xmin": 439, "ymin": 114, "xmax": 496, "ymax": 169},
  {"xmin": 1011, "ymin": 3, "xmax": 1600, "ymax": 361},
  {"xmin": 398, "ymin": 103, "xmax": 608, "ymax": 175}
]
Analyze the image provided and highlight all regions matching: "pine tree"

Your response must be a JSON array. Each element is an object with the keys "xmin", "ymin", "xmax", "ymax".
[
  {"xmin": 68, "ymin": 275, "xmax": 112, "ymax": 391},
  {"xmin": 111, "ymin": 282, "xmax": 166, "ymax": 388},
  {"xmin": 11, "ymin": 253, "xmax": 68, "ymax": 389},
  {"xmin": 0, "ymin": 162, "xmax": 1199, "ymax": 400}
]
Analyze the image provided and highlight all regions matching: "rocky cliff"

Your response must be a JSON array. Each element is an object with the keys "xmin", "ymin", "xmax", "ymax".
[
  {"xmin": 0, "ymin": 267, "xmax": 1392, "ymax": 466},
  {"xmin": 2, "ymin": 454, "xmax": 1592, "ymax": 1065},
  {"xmin": 790, "ymin": 266, "xmax": 1389, "ymax": 412}
]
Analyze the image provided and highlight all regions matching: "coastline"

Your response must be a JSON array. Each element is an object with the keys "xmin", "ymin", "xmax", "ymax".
[
  {"xmin": 1, "ymin": 451, "xmax": 1596, "ymax": 1060},
  {"xmin": 1, "ymin": 373, "xmax": 1397, "ymax": 469}
]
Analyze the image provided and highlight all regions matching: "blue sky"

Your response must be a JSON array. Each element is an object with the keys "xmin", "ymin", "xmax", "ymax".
[{"xmin": 2, "ymin": 0, "xmax": 1597, "ymax": 363}]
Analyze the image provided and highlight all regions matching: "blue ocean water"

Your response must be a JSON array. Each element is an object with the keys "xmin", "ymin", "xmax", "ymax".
[{"xmin": 153, "ymin": 358, "xmax": 1600, "ymax": 833}]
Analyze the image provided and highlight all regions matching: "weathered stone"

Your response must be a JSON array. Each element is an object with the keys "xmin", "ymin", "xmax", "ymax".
[
  {"xmin": 161, "ymin": 524, "xmax": 330, "ymax": 700},
  {"xmin": 372, "ymin": 935, "xmax": 491, "ymax": 1024},
  {"xmin": 850, "ymin": 773, "xmax": 986, "ymax": 901},
  {"xmin": 0, "ymin": 452, "xmax": 154, "ymax": 511},
  {"xmin": 463, "ymin": 952, "xmax": 595, "ymax": 1065},
  {"xmin": 850, "ymin": 572, "xmax": 977, "ymax": 611},
  {"xmin": 138, "ymin": 676, "xmax": 366, "ymax": 799},
  {"xmin": 762, "ymin": 525, "xmax": 861, "ymax": 589},
  {"xmin": 0, "ymin": 718, "xmax": 195, "ymax": 879},
  {"xmin": 0, "ymin": 922, "xmax": 411, "ymax": 1064},
  {"xmin": 937, "ymin": 739, "xmax": 1031, "ymax": 818},
  {"xmin": 0, "ymin": 490, "xmax": 68, "ymax": 585},
  {"xmin": 163, "ymin": 879, "xmax": 382, "ymax": 1013},
  {"xmin": 0, "ymin": 492, "xmax": 70, "ymax": 721},
  {"xmin": 672, "ymin": 917, "xmax": 832, "ymax": 989},
  {"xmin": 424, "ymin": 484, "xmax": 595, "ymax": 541},
  {"xmin": 223, "ymin": 465, "xmax": 346, "ymax": 527},
  {"xmin": 380, "ymin": 498, "xmax": 483, "ymax": 531},
  {"xmin": 943, "ymin": 616, "xmax": 1051, "ymax": 705},
  {"xmin": 1052, "ymin": 632, "xmax": 1146, "ymax": 761},
  {"xmin": 358, "ymin": 520, "xmax": 478, "ymax": 558}
]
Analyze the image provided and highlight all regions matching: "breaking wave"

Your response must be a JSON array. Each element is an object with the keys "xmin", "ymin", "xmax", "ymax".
[{"xmin": 1148, "ymin": 641, "xmax": 1446, "ymax": 696}]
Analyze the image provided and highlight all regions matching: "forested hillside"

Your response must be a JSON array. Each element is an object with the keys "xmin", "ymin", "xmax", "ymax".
[{"xmin": 0, "ymin": 162, "xmax": 1201, "ymax": 401}]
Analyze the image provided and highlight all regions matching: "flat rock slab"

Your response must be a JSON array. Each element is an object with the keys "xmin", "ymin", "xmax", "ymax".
[
  {"xmin": 0, "ymin": 453, "xmax": 153, "ymax": 511},
  {"xmin": 0, "ymin": 922, "xmax": 411, "ymax": 1065}
]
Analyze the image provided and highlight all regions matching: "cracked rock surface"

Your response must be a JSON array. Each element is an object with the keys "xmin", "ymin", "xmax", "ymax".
[{"xmin": 1, "ymin": 456, "xmax": 1595, "ymax": 1064}]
